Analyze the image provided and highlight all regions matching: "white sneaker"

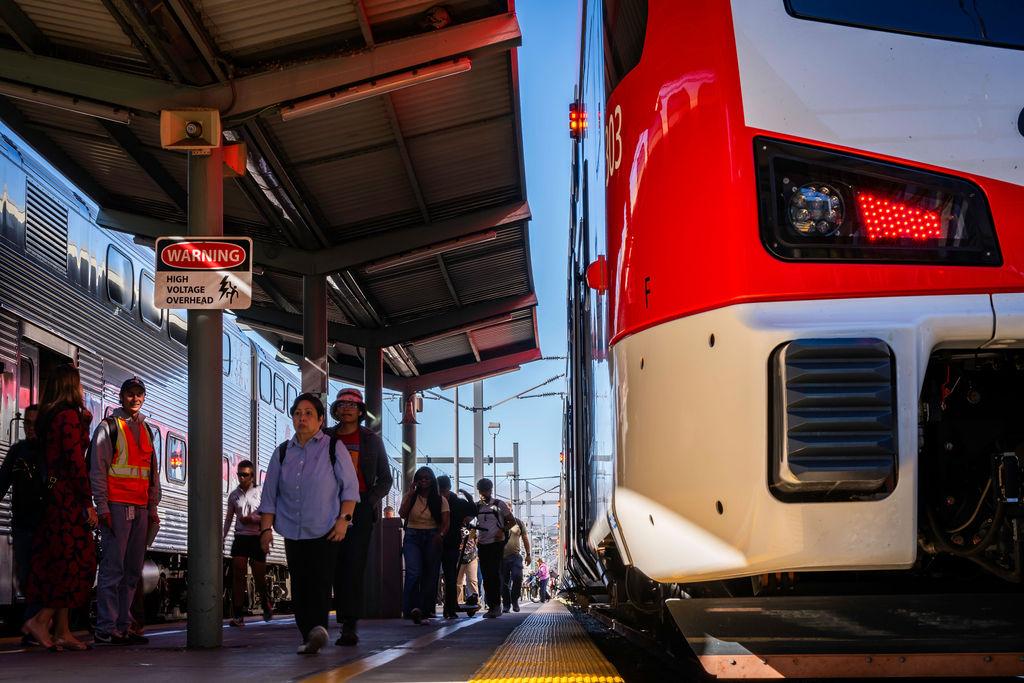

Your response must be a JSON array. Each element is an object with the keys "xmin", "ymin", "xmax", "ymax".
[{"xmin": 297, "ymin": 626, "xmax": 328, "ymax": 654}]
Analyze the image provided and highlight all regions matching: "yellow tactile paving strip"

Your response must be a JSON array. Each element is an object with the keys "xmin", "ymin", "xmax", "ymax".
[{"xmin": 469, "ymin": 602, "xmax": 625, "ymax": 683}]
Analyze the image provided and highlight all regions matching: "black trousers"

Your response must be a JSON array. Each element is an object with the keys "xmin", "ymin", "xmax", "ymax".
[
  {"xmin": 333, "ymin": 502, "xmax": 374, "ymax": 624},
  {"xmin": 284, "ymin": 535, "xmax": 338, "ymax": 640},
  {"xmin": 477, "ymin": 542, "xmax": 504, "ymax": 611},
  {"xmin": 440, "ymin": 543, "xmax": 461, "ymax": 615}
]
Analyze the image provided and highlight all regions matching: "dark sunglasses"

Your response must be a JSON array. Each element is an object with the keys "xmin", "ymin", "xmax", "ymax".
[{"xmin": 237, "ymin": 471, "xmax": 253, "ymax": 478}]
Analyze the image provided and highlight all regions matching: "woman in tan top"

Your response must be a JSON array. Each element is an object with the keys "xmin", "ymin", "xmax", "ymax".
[{"xmin": 399, "ymin": 466, "xmax": 449, "ymax": 623}]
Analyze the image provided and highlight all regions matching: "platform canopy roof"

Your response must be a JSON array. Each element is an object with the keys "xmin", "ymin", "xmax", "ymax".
[{"xmin": 0, "ymin": 0, "xmax": 539, "ymax": 391}]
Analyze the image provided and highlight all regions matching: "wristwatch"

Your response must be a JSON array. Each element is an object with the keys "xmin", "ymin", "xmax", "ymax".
[{"xmin": 342, "ymin": 513, "xmax": 352, "ymax": 522}]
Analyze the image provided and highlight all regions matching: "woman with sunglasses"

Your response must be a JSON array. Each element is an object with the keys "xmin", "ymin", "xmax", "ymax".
[{"xmin": 223, "ymin": 459, "xmax": 272, "ymax": 627}]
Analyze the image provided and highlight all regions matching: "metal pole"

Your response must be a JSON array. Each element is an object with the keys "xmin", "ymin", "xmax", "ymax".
[
  {"xmin": 525, "ymin": 480, "xmax": 531, "ymax": 531},
  {"xmin": 187, "ymin": 147, "xmax": 224, "ymax": 649},
  {"xmin": 301, "ymin": 275, "xmax": 328, "ymax": 401},
  {"xmin": 364, "ymin": 346, "xmax": 383, "ymax": 435},
  {"xmin": 491, "ymin": 431, "xmax": 497, "ymax": 484},
  {"xmin": 401, "ymin": 390, "xmax": 416, "ymax": 493},
  {"xmin": 453, "ymin": 385, "xmax": 460, "ymax": 491},
  {"xmin": 512, "ymin": 442, "xmax": 519, "ymax": 507},
  {"xmin": 473, "ymin": 381, "xmax": 483, "ymax": 486}
]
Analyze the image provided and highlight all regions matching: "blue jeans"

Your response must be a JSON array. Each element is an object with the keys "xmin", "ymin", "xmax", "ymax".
[
  {"xmin": 96, "ymin": 503, "xmax": 148, "ymax": 635},
  {"xmin": 402, "ymin": 528, "xmax": 441, "ymax": 617},
  {"xmin": 501, "ymin": 554, "xmax": 524, "ymax": 609}
]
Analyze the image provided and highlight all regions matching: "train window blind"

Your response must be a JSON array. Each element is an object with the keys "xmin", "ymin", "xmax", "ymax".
[
  {"xmin": 150, "ymin": 424, "xmax": 162, "ymax": 473},
  {"xmin": 106, "ymin": 245, "xmax": 135, "ymax": 312},
  {"xmin": 273, "ymin": 374, "xmax": 286, "ymax": 413},
  {"xmin": 286, "ymin": 384, "xmax": 297, "ymax": 413},
  {"xmin": 786, "ymin": 0, "xmax": 1024, "ymax": 50},
  {"xmin": 259, "ymin": 363, "xmax": 272, "ymax": 404},
  {"xmin": 139, "ymin": 271, "xmax": 163, "ymax": 329},
  {"xmin": 604, "ymin": 0, "xmax": 648, "ymax": 94},
  {"xmin": 167, "ymin": 434, "xmax": 187, "ymax": 483}
]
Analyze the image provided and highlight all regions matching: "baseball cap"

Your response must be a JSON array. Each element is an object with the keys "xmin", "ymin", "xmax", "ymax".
[{"xmin": 120, "ymin": 376, "xmax": 146, "ymax": 395}]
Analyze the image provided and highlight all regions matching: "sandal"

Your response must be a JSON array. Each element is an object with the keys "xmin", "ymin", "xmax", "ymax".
[{"xmin": 55, "ymin": 638, "xmax": 91, "ymax": 651}]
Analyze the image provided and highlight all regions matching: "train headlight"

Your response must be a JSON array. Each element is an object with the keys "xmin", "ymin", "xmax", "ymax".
[
  {"xmin": 756, "ymin": 137, "xmax": 1000, "ymax": 265},
  {"xmin": 788, "ymin": 183, "xmax": 844, "ymax": 236}
]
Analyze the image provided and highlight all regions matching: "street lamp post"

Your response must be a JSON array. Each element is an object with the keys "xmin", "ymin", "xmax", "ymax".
[{"xmin": 487, "ymin": 421, "xmax": 501, "ymax": 485}]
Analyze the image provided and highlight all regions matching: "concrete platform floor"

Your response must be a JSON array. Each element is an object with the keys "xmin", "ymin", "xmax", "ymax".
[{"xmin": 0, "ymin": 605, "xmax": 536, "ymax": 682}]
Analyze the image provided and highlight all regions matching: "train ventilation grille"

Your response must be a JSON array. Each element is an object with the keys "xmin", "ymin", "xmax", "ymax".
[
  {"xmin": 26, "ymin": 180, "xmax": 68, "ymax": 274},
  {"xmin": 769, "ymin": 338, "xmax": 897, "ymax": 502}
]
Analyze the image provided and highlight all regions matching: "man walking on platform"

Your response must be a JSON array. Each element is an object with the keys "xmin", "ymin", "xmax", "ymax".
[
  {"xmin": 475, "ymin": 478, "xmax": 512, "ymax": 619},
  {"xmin": 326, "ymin": 388, "xmax": 393, "ymax": 646},
  {"xmin": 91, "ymin": 377, "xmax": 161, "ymax": 645},
  {"xmin": 501, "ymin": 509, "xmax": 532, "ymax": 613},
  {"xmin": 223, "ymin": 459, "xmax": 272, "ymax": 627}
]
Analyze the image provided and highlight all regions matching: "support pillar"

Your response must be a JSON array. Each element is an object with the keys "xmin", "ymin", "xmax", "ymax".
[
  {"xmin": 512, "ymin": 441, "xmax": 520, "ymax": 507},
  {"xmin": 473, "ymin": 381, "xmax": 484, "ymax": 486},
  {"xmin": 401, "ymin": 390, "xmax": 417, "ymax": 493},
  {"xmin": 364, "ymin": 346, "xmax": 383, "ymax": 435},
  {"xmin": 186, "ymin": 147, "xmax": 224, "ymax": 649},
  {"xmin": 301, "ymin": 275, "xmax": 328, "ymax": 401},
  {"xmin": 453, "ymin": 385, "xmax": 460, "ymax": 491}
]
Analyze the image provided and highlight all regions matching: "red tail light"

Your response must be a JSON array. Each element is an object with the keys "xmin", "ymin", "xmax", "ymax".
[
  {"xmin": 756, "ymin": 137, "xmax": 1000, "ymax": 265},
  {"xmin": 569, "ymin": 102, "xmax": 586, "ymax": 140}
]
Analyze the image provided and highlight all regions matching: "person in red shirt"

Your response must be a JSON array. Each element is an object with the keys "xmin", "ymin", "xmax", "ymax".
[{"xmin": 327, "ymin": 388, "xmax": 393, "ymax": 646}]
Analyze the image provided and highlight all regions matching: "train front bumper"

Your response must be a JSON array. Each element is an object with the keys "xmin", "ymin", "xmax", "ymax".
[{"xmin": 608, "ymin": 293, "xmax": 1024, "ymax": 583}]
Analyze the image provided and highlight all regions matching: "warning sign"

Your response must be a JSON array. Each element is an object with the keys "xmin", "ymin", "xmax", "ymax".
[{"xmin": 155, "ymin": 236, "xmax": 252, "ymax": 309}]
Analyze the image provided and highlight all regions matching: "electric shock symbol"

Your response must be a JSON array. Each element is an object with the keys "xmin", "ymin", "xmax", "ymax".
[{"xmin": 219, "ymin": 276, "xmax": 239, "ymax": 304}]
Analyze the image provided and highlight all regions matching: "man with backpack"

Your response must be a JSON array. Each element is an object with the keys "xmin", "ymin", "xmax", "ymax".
[
  {"xmin": 90, "ymin": 377, "xmax": 161, "ymax": 645},
  {"xmin": 475, "ymin": 478, "xmax": 512, "ymax": 619},
  {"xmin": 326, "ymin": 388, "xmax": 393, "ymax": 645},
  {"xmin": 0, "ymin": 404, "xmax": 43, "ymax": 640},
  {"xmin": 258, "ymin": 393, "xmax": 359, "ymax": 655}
]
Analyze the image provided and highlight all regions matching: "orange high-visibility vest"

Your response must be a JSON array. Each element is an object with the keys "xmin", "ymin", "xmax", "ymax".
[{"xmin": 107, "ymin": 417, "xmax": 153, "ymax": 506}]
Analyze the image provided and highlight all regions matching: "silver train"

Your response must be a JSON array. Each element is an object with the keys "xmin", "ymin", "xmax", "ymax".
[{"xmin": 0, "ymin": 132, "xmax": 355, "ymax": 619}]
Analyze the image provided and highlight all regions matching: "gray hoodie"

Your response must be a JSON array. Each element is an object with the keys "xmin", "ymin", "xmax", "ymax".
[{"xmin": 90, "ymin": 408, "xmax": 161, "ymax": 516}]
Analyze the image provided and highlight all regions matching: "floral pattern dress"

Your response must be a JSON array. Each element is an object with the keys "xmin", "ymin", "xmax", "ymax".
[{"xmin": 26, "ymin": 406, "xmax": 97, "ymax": 608}]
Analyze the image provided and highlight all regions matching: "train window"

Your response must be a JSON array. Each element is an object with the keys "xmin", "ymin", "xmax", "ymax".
[
  {"xmin": 286, "ymin": 384, "xmax": 297, "ymax": 413},
  {"xmin": 149, "ymin": 424, "xmax": 162, "ymax": 474},
  {"xmin": 222, "ymin": 457, "xmax": 229, "ymax": 495},
  {"xmin": 604, "ymin": 0, "xmax": 648, "ymax": 94},
  {"xmin": 0, "ymin": 154, "xmax": 27, "ymax": 248},
  {"xmin": 273, "ymin": 374, "xmax": 286, "ymax": 413},
  {"xmin": 258, "ymin": 362, "xmax": 272, "ymax": 404},
  {"xmin": 167, "ymin": 433, "xmax": 187, "ymax": 483},
  {"xmin": 106, "ymin": 245, "xmax": 135, "ymax": 312},
  {"xmin": 139, "ymin": 271, "xmax": 164, "ymax": 329},
  {"xmin": 18, "ymin": 357, "xmax": 33, "ymax": 413},
  {"xmin": 168, "ymin": 308, "xmax": 187, "ymax": 345},
  {"xmin": 222, "ymin": 332, "xmax": 232, "ymax": 376},
  {"xmin": 785, "ymin": 0, "xmax": 1024, "ymax": 49}
]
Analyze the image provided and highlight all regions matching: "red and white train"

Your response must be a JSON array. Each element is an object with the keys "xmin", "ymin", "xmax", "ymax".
[{"xmin": 564, "ymin": 0, "xmax": 1024, "ymax": 674}]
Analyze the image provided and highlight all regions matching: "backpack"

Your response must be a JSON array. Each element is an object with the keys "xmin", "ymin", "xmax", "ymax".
[{"xmin": 476, "ymin": 498, "xmax": 509, "ymax": 542}]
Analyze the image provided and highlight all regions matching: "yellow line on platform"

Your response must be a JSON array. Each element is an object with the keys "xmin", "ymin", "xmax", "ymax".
[
  {"xmin": 303, "ymin": 617, "xmax": 484, "ymax": 682},
  {"xmin": 468, "ymin": 602, "xmax": 624, "ymax": 683}
]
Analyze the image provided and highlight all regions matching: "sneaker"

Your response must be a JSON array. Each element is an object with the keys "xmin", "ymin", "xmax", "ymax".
[
  {"xmin": 94, "ymin": 631, "xmax": 129, "ymax": 645},
  {"xmin": 410, "ymin": 608, "xmax": 423, "ymax": 625},
  {"xmin": 482, "ymin": 608, "xmax": 500, "ymax": 619},
  {"xmin": 512, "ymin": 601, "xmax": 520, "ymax": 612},
  {"xmin": 297, "ymin": 626, "xmax": 328, "ymax": 655},
  {"xmin": 465, "ymin": 593, "xmax": 479, "ymax": 606},
  {"xmin": 263, "ymin": 605, "xmax": 273, "ymax": 622},
  {"xmin": 335, "ymin": 622, "xmax": 358, "ymax": 646},
  {"xmin": 126, "ymin": 632, "xmax": 149, "ymax": 645},
  {"xmin": 229, "ymin": 617, "xmax": 244, "ymax": 628}
]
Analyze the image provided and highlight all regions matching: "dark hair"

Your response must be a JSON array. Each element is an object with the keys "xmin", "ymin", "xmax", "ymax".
[
  {"xmin": 437, "ymin": 474, "xmax": 452, "ymax": 492},
  {"xmin": 237, "ymin": 459, "xmax": 254, "ymax": 471},
  {"xmin": 25, "ymin": 403, "xmax": 39, "ymax": 414},
  {"xmin": 37, "ymin": 364, "xmax": 90, "ymax": 443},
  {"xmin": 411, "ymin": 466, "xmax": 444, "ymax": 526},
  {"xmin": 477, "ymin": 477, "xmax": 493, "ymax": 492},
  {"xmin": 290, "ymin": 393, "xmax": 325, "ymax": 418}
]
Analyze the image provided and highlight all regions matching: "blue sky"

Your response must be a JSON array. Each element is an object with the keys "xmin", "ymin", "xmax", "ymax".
[{"xmin": 0, "ymin": 0, "xmax": 579, "ymax": 535}]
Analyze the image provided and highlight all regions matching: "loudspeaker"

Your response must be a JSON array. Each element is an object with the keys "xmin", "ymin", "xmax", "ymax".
[{"xmin": 160, "ymin": 108, "xmax": 221, "ymax": 150}]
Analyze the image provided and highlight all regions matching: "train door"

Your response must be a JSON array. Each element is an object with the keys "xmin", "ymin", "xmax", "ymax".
[{"xmin": 20, "ymin": 325, "xmax": 76, "ymax": 416}]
